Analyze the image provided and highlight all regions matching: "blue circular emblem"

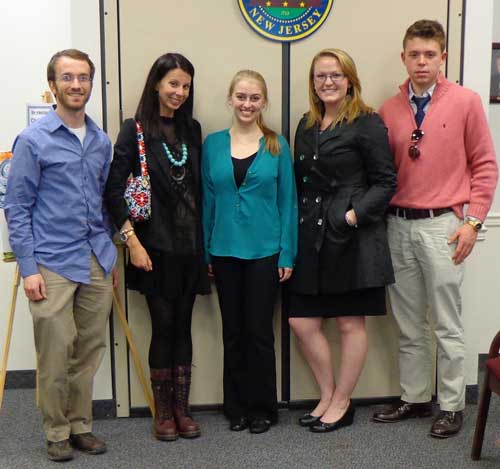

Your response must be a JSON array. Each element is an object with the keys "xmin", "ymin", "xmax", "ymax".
[{"xmin": 238, "ymin": 0, "xmax": 334, "ymax": 42}]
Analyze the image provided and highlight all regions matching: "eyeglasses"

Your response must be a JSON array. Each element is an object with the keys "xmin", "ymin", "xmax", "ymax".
[
  {"xmin": 313, "ymin": 72, "xmax": 346, "ymax": 83},
  {"xmin": 409, "ymin": 129, "xmax": 424, "ymax": 160},
  {"xmin": 56, "ymin": 73, "xmax": 92, "ymax": 83}
]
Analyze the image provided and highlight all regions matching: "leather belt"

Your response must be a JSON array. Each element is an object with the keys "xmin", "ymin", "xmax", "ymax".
[{"xmin": 387, "ymin": 206, "xmax": 452, "ymax": 220}]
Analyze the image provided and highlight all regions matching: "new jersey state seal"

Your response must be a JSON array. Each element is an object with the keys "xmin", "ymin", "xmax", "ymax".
[{"xmin": 238, "ymin": 0, "xmax": 334, "ymax": 42}]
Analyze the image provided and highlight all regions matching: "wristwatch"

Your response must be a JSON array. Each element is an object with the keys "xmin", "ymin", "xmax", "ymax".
[
  {"xmin": 119, "ymin": 228, "xmax": 135, "ymax": 242},
  {"xmin": 465, "ymin": 217, "xmax": 482, "ymax": 232}
]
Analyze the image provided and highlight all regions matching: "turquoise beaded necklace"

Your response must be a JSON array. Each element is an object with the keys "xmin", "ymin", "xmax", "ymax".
[{"xmin": 162, "ymin": 142, "xmax": 188, "ymax": 167}]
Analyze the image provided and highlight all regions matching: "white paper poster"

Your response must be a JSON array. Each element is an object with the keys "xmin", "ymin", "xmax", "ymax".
[
  {"xmin": 26, "ymin": 103, "xmax": 52, "ymax": 126},
  {"xmin": 0, "ymin": 153, "xmax": 12, "ymax": 257}
]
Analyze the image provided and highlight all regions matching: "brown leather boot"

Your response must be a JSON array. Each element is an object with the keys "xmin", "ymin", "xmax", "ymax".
[
  {"xmin": 173, "ymin": 365, "xmax": 201, "ymax": 438},
  {"xmin": 150, "ymin": 368, "xmax": 178, "ymax": 441}
]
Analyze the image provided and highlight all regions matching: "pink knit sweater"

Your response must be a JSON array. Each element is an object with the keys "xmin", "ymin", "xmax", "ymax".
[{"xmin": 379, "ymin": 74, "xmax": 498, "ymax": 221}]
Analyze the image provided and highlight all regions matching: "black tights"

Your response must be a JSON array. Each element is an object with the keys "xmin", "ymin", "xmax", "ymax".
[{"xmin": 145, "ymin": 293, "xmax": 196, "ymax": 369}]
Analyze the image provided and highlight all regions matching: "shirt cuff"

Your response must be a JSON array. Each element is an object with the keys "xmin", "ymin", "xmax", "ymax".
[
  {"xmin": 204, "ymin": 252, "xmax": 212, "ymax": 265},
  {"xmin": 278, "ymin": 251, "xmax": 294, "ymax": 269},
  {"xmin": 17, "ymin": 256, "xmax": 39, "ymax": 278}
]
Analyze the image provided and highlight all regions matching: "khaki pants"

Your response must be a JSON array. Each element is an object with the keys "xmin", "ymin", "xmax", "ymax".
[
  {"xmin": 29, "ymin": 255, "xmax": 112, "ymax": 442},
  {"xmin": 387, "ymin": 212, "xmax": 465, "ymax": 412}
]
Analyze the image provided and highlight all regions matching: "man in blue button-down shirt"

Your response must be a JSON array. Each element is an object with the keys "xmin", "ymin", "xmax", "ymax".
[{"xmin": 4, "ymin": 49, "xmax": 117, "ymax": 462}]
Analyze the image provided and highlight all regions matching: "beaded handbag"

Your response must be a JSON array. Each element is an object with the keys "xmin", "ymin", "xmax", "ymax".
[{"xmin": 124, "ymin": 121, "xmax": 151, "ymax": 222}]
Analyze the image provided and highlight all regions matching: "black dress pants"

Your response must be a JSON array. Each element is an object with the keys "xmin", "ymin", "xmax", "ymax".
[{"xmin": 212, "ymin": 254, "xmax": 279, "ymax": 421}]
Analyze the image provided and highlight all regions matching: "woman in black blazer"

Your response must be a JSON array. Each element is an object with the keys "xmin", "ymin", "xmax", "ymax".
[
  {"xmin": 105, "ymin": 53, "xmax": 209, "ymax": 441},
  {"xmin": 289, "ymin": 48, "xmax": 397, "ymax": 433}
]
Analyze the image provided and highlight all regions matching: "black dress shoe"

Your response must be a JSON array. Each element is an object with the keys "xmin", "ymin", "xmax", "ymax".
[
  {"xmin": 372, "ymin": 400, "xmax": 432, "ymax": 423},
  {"xmin": 298, "ymin": 413, "xmax": 321, "ymax": 427},
  {"xmin": 249, "ymin": 418, "xmax": 271, "ymax": 434},
  {"xmin": 229, "ymin": 417, "xmax": 249, "ymax": 431},
  {"xmin": 429, "ymin": 410, "xmax": 463, "ymax": 438},
  {"xmin": 310, "ymin": 402, "xmax": 355, "ymax": 433}
]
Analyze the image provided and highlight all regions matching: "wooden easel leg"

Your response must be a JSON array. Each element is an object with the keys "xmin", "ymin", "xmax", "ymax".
[
  {"xmin": 0, "ymin": 264, "xmax": 21, "ymax": 411},
  {"xmin": 112, "ymin": 289, "xmax": 155, "ymax": 416}
]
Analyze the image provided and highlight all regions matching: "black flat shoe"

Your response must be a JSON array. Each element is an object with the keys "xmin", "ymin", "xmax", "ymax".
[
  {"xmin": 310, "ymin": 402, "xmax": 355, "ymax": 433},
  {"xmin": 249, "ymin": 418, "xmax": 271, "ymax": 434},
  {"xmin": 298, "ymin": 413, "xmax": 322, "ymax": 427},
  {"xmin": 229, "ymin": 417, "xmax": 249, "ymax": 431}
]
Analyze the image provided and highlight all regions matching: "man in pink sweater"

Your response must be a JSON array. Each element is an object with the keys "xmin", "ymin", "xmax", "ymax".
[{"xmin": 372, "ymin": 20, "xmax": 498, "ymax": 438}]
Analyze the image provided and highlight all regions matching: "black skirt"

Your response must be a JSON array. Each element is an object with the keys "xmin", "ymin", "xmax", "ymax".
[
  {"xmin": 126, "ymin": 249, "xmax": 210, "ymax": 300},
  {"xmin": 288, "ymin": 287, "xmax": 386, "ymax": 318}
]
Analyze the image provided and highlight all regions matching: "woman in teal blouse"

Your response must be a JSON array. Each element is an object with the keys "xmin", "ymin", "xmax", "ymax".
[{"xmin": 202, "ymin": 70, "xmax": 297, "ymax": 434}]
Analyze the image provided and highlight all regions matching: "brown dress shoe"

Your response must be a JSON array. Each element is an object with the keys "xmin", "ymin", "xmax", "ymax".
[
  {"xmin": 47, "ymin": 439, "xmax": 73, "ymax": 461},
  {"xmin": 429, "ymin": 410, "xmax": 463, "ymax": 438},
  {"xmin": 372, "ymin": 400, "xmax": 432, "ymax": 422},
  {"xmin": 69, "ymin": 432, "xmax": 107, "ymax": 454}
]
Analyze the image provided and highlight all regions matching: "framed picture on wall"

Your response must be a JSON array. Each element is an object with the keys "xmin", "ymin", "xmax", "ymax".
[{"xmin": 490, "ymin": 43, "xmax": 500, "ymax": 103}]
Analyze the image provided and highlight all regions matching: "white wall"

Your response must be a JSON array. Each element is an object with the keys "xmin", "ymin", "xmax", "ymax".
[
  {"xmin": 70, "ymin": 0, "xmax": 103, "ymax": 127},
  {"xmin": 0, "ymin": 1, "xmax": 71, "ymax": 151},
  {"xmin": 463, "ymin": 0, "xmax": 493, "ymax": 111},
  {"xmin": 0, "ymin": 1, "xmax": 103, "ymax": 150},
  {"xmin": 0, "ymin": 0, "xmax": 111, "ymax": 399},
  {"xmin": 489, "ymin": 0, "xmax": 500, "ymax": 211},
  {"xmin": 0, "ymin": 0, "xmax": 498, "ymax": 402},
  {"xmin": 460, "ymin": 0, "xmax": 499, "ymax": 387}
]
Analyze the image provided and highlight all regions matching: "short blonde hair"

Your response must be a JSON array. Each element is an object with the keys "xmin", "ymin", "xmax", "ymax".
[
  {"xmin": 306, "ymin": 48, "xmax": 373, "ymax": 129},
  {"xmin": 228, "ymin": 70, "xmax": 280, "ymax": 156}
]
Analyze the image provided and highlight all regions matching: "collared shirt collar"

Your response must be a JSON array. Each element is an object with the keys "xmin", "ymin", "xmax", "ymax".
[
  {"xmin": 45, "ymin": 108, "xmax": 99, "ymax": 134},
  {"xmin": 408, "ymin": 82, "xmax": 437, "ymax": 102}
]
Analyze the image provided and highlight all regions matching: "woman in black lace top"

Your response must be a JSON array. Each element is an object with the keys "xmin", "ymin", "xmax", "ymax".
[{"xmin": 105, "ymin": 53, "xmax": 209, "ymax": 442}]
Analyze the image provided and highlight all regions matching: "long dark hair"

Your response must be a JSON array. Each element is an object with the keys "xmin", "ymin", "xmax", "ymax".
[{"xmin": 135, "ymin": 53, "xmax": 196, "ymax": 143}]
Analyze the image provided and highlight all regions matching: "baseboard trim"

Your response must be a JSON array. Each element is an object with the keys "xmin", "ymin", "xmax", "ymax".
[
  {"xmin": 93, "ymin": 399, "xmax": 117, "ymax": 419},
  {"xmin": 5, "ymin": 371, "xmax": 116, "ymax": 419},
  {"xmin": 130, "ymin": 403, "xmax": 223, "ymax": 418},
  {"xmin": 4, "ymin": 370, "xmax": 36, "ymax": 389},
  {"xmin": 6, "ymin": 368, "xmax": 480, "ymax": 415},
  {"xmin": 130, "ymin": 396, "xmax": 403, "ymax": 418},
  {"xmin": 288, "ymin": 396, "xmax": 402, "ymax": 409}
]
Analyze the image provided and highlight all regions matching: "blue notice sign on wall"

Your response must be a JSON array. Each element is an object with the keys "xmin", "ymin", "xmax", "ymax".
[{"xmin": 238, "ymin": 0, "xmax": 334, "ymax": 42}]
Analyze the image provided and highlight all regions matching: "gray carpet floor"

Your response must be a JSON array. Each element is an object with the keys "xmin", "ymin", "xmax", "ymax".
[{"xmin": 0, "ymin": 389, "xmax": 499, "ymax": 468}]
